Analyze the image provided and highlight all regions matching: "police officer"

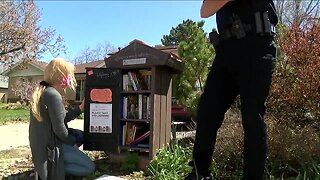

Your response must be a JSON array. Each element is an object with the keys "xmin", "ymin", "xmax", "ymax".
[{"xmin": 185, "ymin": 0, "xmax": 278, "ymax": 179}]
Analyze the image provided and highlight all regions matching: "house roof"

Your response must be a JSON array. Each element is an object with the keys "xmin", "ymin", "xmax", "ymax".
[
  {"xmin": 129, "ymin": 39, "xmax": 149, "ymax": 46},
  {"xmin": 1, "ymin": 60, "xmax": 47, "ymax": 76},
  {"xmin": 33, "ymin": 61, "xmax": 47, "ymax": 69},
  {"xmin": 108, "ymin": 40, "xmax": 182, "ymax": 60},
  {"xmin": 127, "ymin": 39, "xmax": 183, "ymax": 61},
  {"xmin": 154, "ymin": 45, "xmax": 181, "ymax": 62},
  {"xmin": 133, "ymin": 40, "xmax": 183, "ymax": 62},
  {"xmin": 75, "ymin": 60, "xmax": 105, "ymax": 74},
  {"xmin": 1, "ymin": 59, "xmax": 107, "ymax": 76},
  {"xmin": 154, "ymin": 44, "xmax": 179, "ymax": 55},
  {"xmin": 105, "ymin": 39, "xmax": 184, "ymax": 73}
]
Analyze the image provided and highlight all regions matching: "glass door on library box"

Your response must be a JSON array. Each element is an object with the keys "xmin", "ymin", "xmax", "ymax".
[{"xmin": 119, "ymin": 69, "xmax": 152, "ymax": 152}]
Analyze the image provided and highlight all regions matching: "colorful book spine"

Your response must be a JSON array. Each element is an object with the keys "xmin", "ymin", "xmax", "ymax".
[
  {"xmin": 128, "ymin": 72, "xmax": 137, "ymax": 91},
  {"xmin": 129, "ymin": 131, "xmax": 150, "ymax": 145}
]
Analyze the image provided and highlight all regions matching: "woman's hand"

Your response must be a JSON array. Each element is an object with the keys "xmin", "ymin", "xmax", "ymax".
[{"xmin": 79, "ymin": 99, "xmax": 85, "ymax": 112}]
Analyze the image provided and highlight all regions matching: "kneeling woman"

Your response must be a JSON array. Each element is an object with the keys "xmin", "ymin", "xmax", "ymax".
[{"xmin": 29, "ymin": 58, "xmax": 95, "ymax": 179}]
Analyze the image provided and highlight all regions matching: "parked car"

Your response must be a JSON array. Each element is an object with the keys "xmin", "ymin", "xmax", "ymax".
[{"xmin": 171, "ymin": 97, "xmax": 194, "ymax": 132}]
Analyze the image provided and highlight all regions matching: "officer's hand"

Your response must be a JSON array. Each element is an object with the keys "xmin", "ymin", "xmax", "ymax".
[{"xmin": 201, "ymin": 0, "xmax": 231, "ymax": 18}]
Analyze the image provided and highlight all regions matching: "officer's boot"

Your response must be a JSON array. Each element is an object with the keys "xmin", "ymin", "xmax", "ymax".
[{"xmin": 185, "ymin": 161, "xmax": 214, "ymax": 180}]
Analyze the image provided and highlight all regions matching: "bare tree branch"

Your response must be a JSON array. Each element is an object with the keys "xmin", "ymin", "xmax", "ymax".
[
  {"xmin": 275, "ymin": 0, "xmax": 320, "ymax": 29},
  {"xmin": 0, "ymin": 45, "xmax": 24, "ymax": 56},
  {"xmin": 73, "ymin": 41, "xmax": 116, "ymax": 64},
  {"xmin": 0, "ymin": 0, "xmax": 67, "ymax": 67}
]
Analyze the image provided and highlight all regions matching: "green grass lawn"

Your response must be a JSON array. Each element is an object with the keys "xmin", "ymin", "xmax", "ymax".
[{"xmin": 0, "ymin": 103, "xmax": 30, "ymax": 125}]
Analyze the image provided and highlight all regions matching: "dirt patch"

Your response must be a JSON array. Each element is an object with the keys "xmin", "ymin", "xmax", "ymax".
[
  {"xmin": 0, "ymin": 121, "xmax": 34, "ymax": 178},
  {"xmin": 0, "ymin": 146, "xmax": 33, "ymax": 178},
  {"xmin": 0, "ymin": 120, "xmax": 137, "ymax": 179},
  {"xmin": 0, "ymin": 120, "xmax": 82, "ymax": 179}
]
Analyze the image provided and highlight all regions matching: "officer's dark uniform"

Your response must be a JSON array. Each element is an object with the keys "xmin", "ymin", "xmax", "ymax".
[{"xmin": 186, "ymin": 0, "xmax": 278, "ymax": 180}]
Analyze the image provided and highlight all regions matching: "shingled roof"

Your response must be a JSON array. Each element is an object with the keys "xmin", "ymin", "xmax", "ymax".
[
  {"xmin": 1, "ymin": 60, "xmax": 48, "ymax": 76},
  {"xmin": 32, "ymin": 60, "xmax": 47, "ymax": 70},
  {"xmin": 74, "ymin": 60, "xmax": 105, "ymax": 74}
]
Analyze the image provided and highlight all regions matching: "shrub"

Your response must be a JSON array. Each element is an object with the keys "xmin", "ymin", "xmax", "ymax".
[
  {"xmin": 147, "ymin": 142, "xmax": 192, "ymax": 180},
  {"xmin": 147, "ymin": 119, "xmax": 320, "ymax": 179},
  {"xmin": 121, "ymin": 153, "xmax": 140, "ymax": 172},
  {"xmin": 3, "ymin": 102, "xmax": 29, "ymax": 110},
  {"xmin": 78, "ymin": 113, "xmax": 84, "ymax": 119},
  {"xmin": 267, "ymin": 120, "xmax": 320, "ymax": 179},
  {"xmin": 269, "ymin": 23, "xmax": 320, "ymax": 129}
]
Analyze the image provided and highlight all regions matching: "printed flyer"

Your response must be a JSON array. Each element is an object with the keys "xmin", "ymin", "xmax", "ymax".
[{"xmin": 89, "ymin": 103, "xmax": 112, "ymax": 133}]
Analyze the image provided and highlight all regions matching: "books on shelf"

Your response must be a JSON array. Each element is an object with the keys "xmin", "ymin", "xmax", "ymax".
[
  {"xmin": 122, "ymin": 70, "xmax": 151, "ymax": 91},
  {"xmin": 129, "ymin": 130, "xmax": 150, "ymax": 145},
  {"xmin": 120, "ymin": 69, "xmax": 152, "ymax": 150},
  {"xmin": 124, "ymin": 122, "xmax": 136, "ymax": 145},
  {"xmin": 127, "ymin": 72, "xmax": 138, "ymax": 91},
  {"xmin": 122, "ymin": 122, "xmax": 149, "ymax": 146},
  {"xmin": 122, "ymin": 94, "xmax": 150, "ymax": 120}
]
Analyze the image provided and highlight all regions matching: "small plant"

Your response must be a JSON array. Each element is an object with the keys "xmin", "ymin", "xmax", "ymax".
[
  {"xmin": 121, "ymin": 152, "xmax": 140, "ymax": 172},
  {"xmin": 78, "ymin": 112, "xmax": 84, "ymax": 119},
  {"xmin": 4, "ymin": 102, "xmax": 29, "ymax": 110},
  {"xmin": 131, "ymin": 171, "xmax": 145, "ymax": 180},
  {"xmin": 147, "ymin": 142, "xmax": 192, "ymax": 180}
]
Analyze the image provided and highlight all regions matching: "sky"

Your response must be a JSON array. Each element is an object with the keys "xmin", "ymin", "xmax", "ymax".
[{"xmin": 36, "ymin": 1, "xmax": 217, "ymax": 62}]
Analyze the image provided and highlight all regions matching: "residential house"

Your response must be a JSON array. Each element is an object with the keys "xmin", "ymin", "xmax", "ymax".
[
  {"xmin": 1, "ymin": 61, "xmax": 47, "ymax": 103},
  {"xmin": 0, "ymin": 40, "xmax": 180, "ymax": 103},
  {"xmin": 1, "ymin": 60, "xmax": 105, "ymax": 103}
]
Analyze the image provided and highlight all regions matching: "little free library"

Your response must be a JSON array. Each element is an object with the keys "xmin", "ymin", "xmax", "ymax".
[{"xmin": 83, "ymin": 40, "xmax": 184, "ymax": 163}]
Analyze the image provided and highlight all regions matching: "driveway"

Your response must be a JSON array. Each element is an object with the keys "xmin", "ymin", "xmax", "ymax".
[{"xmin": 0, "ymin": 119, "xmax": 84, "ymax": 151}]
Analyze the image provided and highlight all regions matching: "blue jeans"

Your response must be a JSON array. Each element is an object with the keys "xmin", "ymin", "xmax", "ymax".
[
  {"xmin": 62, "ymin": 144, "xmax": 95, "ymax": 177},
  {"xmin": 68, "ymin": 128, "xmax": 84, "ymax": 147},
  {"xmin": 192, "ymin": 35, "xmax": 276, "ymax": 179}
]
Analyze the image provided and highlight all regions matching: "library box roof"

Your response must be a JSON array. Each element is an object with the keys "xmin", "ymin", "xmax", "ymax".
[{"xmin": 105, "ymin": 39, "xmax": 184, "ymax": 74}]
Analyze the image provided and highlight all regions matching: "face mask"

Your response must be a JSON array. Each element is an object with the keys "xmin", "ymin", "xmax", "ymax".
[{"xmin": 61, "ymin": 74, "xmax": 72, "ymax": 89}]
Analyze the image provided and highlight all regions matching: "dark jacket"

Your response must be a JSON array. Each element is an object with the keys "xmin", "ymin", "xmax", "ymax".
[{"xmin": 29, "ymin": 87, "xmax": 81, "ymax": 180}]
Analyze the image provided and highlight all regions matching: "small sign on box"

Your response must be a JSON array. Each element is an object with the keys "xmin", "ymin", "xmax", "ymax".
[
  {"xmin": 123, "ymin": 58, "xmax": 146, "ymax": 65},
  {"xmin": 87, "ymin": 70, "xmax": 94, "ymax": 75}
]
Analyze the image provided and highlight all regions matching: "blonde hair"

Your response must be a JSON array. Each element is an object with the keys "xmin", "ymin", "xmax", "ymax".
[{"xmin": 31, "ymin": 58, "xmax": 76, "ymax": 122}]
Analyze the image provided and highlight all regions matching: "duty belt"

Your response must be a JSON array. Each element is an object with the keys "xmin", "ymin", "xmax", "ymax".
[
  {"xmin": 209, "ymin": 11, "xmax": 276, "ymax": 47},
  {"xmin": 209, "ymin": 23, "xmax": 276, "ymax": 47}
]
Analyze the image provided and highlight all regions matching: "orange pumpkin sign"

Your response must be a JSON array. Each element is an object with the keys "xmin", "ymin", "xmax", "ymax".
[{"xmin": 90, "ymin": 88, "xmax": 112, "ymax": 103}]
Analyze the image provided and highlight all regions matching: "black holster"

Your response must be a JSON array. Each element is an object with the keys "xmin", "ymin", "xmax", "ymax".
[{"xmin": 209, "ymin": 31, "xmax": 220, "ymax": 47}]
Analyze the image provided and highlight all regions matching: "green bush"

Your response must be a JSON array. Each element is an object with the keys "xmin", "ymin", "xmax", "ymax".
[
  {"xmin": 121, "ymin": 153, "xmax": 140, "ymax": 172},
  {"xmin": 147, "ymin": 109, "xmax": 319, "ymax": 179},
  {"xmin": 147, "ymin": 142, "xmax": 192, "ymax": 180},
  {"xmin": 269, "ymin": 24, "xmax": 320, "ymax": 129},
  {"xmin": 78, "ymin": 113, "xmax": 84, "ymax": 119},
  {"xmin": 0, "ymin": 102, "xmax": 29, "ymax": 110},
  {"xmin": 266, "ymin": 121, "xmax": 320, "ymax": 179}
]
